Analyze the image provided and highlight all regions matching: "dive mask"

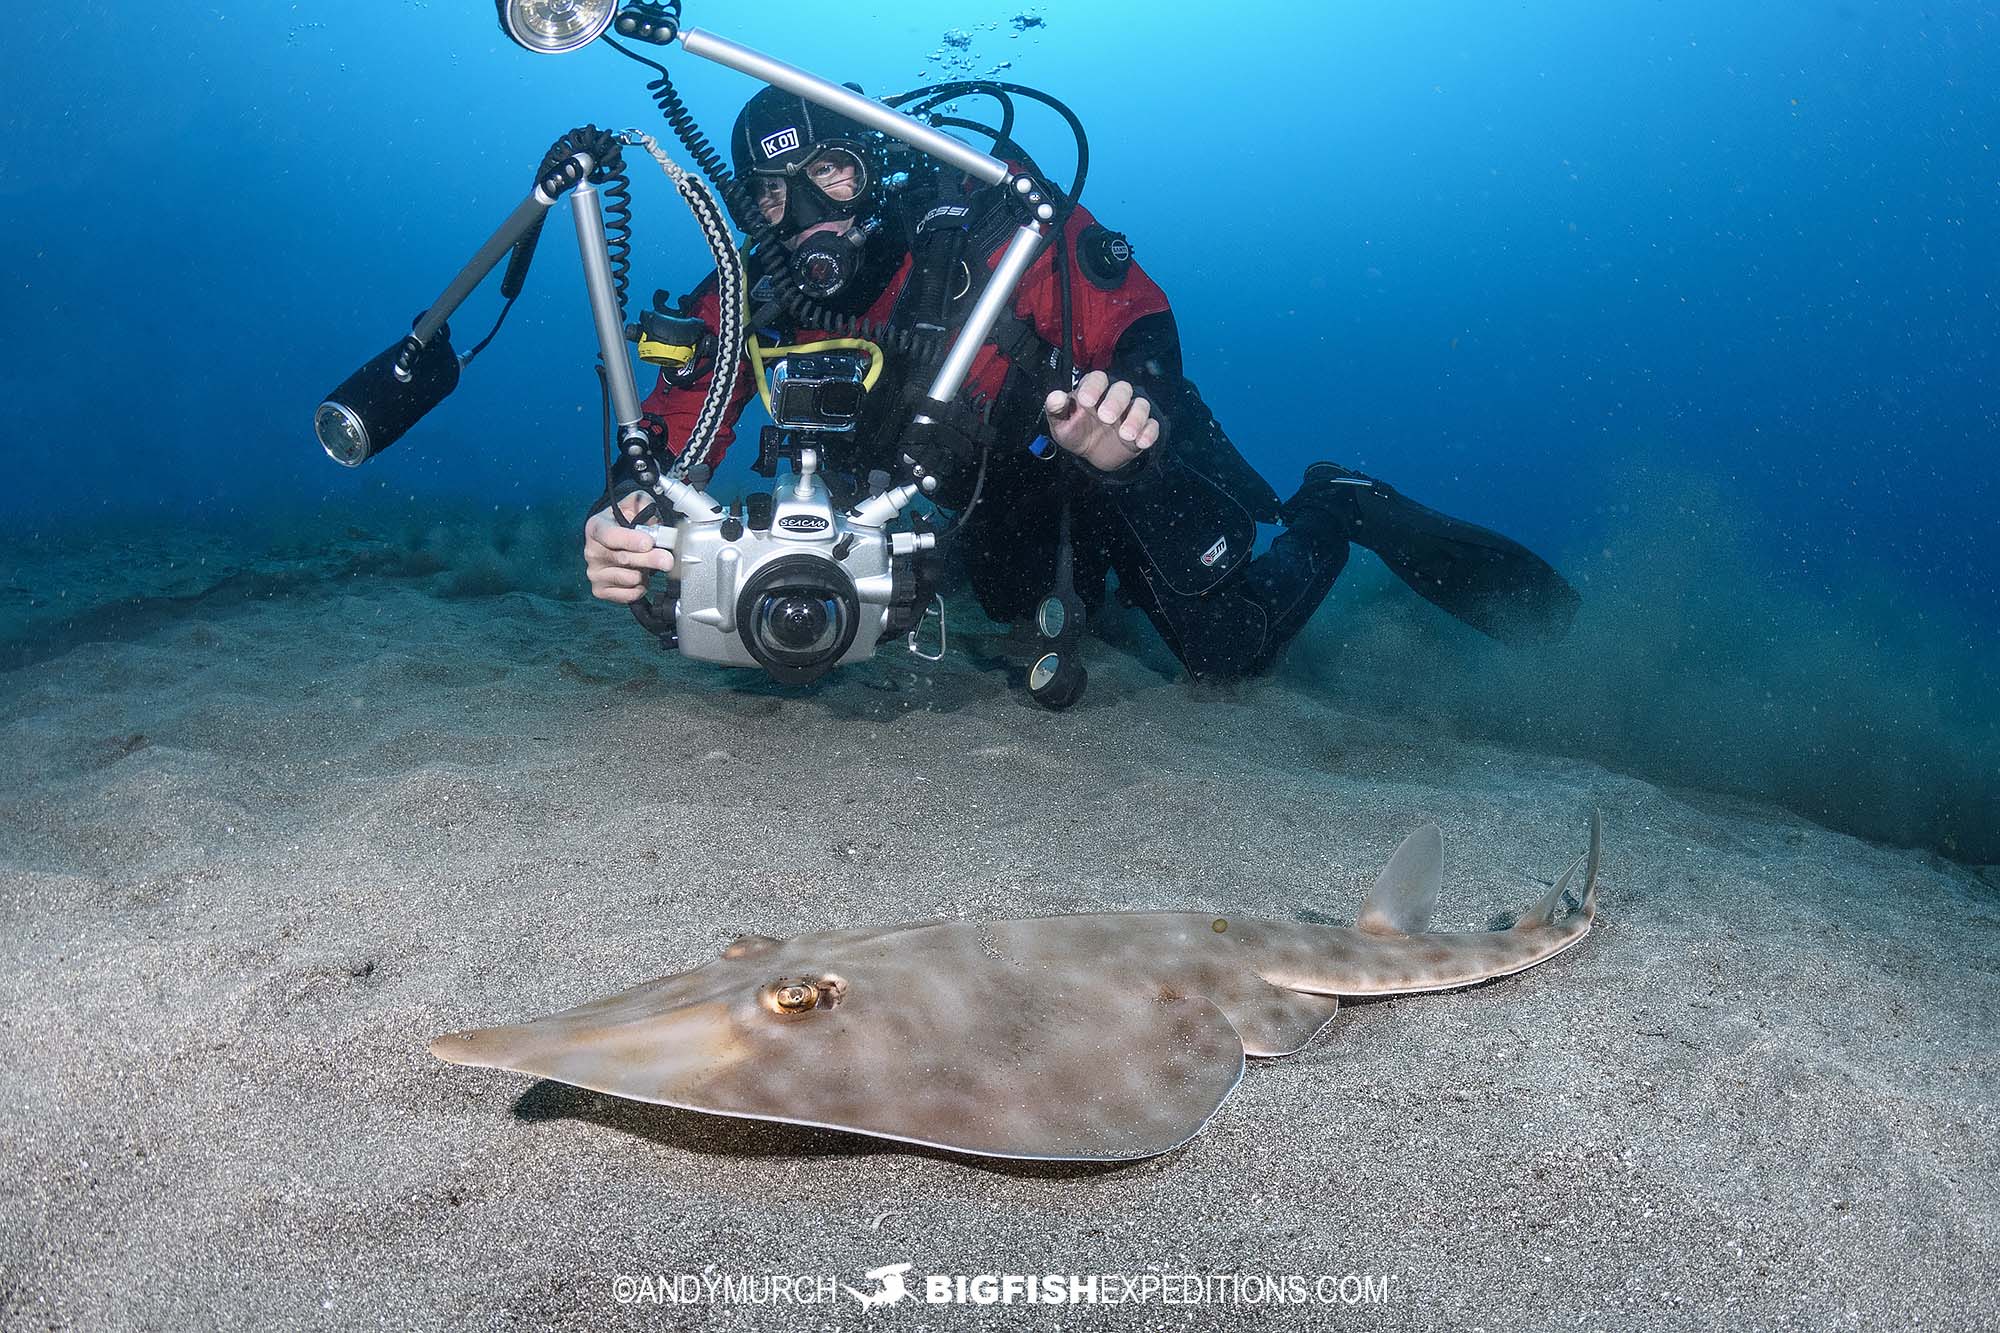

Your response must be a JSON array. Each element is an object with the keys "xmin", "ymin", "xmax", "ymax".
[{"xmin": 750, "ymin": 142, "xmax": 874, "ymax": 231}]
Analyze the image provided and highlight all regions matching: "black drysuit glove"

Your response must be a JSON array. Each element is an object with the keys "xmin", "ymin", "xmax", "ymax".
[{"xmin": 897, "ymin": 405, "xmax": 986, "ymax": 508}]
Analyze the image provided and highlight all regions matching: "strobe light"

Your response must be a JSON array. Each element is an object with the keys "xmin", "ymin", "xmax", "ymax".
[{"xmin": 495, "ymin": 0, "xmax": 619, "ymax": 54}]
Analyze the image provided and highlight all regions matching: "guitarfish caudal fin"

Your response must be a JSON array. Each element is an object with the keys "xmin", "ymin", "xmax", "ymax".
[{"xmin": 1519, "ymin": 808, "xmax": 1603, "ymax": 928}]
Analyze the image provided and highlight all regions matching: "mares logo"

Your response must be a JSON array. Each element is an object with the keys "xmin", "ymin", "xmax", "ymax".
[
  {"xmin": 1200, "ymin": 536, "xmax": 1229, "ymax": 567},
  {"xmin": 777, "ymin": 514, "xmax": 831, "ymax": 534},
  {"xmin": 759, "ymin": 127, "xmax": 801, "ymax": 160}
]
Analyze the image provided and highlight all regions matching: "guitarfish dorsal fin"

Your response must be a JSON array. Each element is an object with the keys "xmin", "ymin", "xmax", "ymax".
[{"xmin": 1356, "ymin": 823, "xmax": 1443, "ymax": 936}]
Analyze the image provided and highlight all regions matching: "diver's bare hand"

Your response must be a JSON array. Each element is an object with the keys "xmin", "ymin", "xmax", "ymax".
[
  {"xmin": 584, "ymin": 491, "xmax": 675, "ymax": 604},
  {"xmin": 1044, "ymin": 371, "xmax": 1160, "ymax": 472}
]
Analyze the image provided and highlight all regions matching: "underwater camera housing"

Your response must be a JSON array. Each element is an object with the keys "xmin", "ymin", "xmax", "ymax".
[
  {"xmin": 641, "ymin": 346, "xmax": 939, "ymax": 685},
  {"xmin": 641, "ymin": 448, "xmax": 935, "ymax": 684}
]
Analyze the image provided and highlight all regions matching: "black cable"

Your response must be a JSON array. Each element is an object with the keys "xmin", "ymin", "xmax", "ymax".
[
  {"xmin": 600, "ymin": 39, "xmax": 745, "ymax": 215},
  {"xmin": 532, "ymin": 126, "xmax": 633, "ymax": 318},
  {"xmin": 922, "ymin": 114, "xmax": 1035, "ymax": 168},
  {"xmin": 601, "ymin": 163, "xmax": 634, "ymax": 314},
  {"xmin": 928, "ymin": 399, "xmax": 996, "ymax": 543},
  {"xmin": 470, "ymin": 128, "xmax": 626, "ymax": 375},
  {"xmin": 596, "ymin": 361, "xmax": 616, "ymax": 509},
  {"xmin": 942, "ymin": 437, "xmax": 993, "ymax": 539},
  {"xmin": 597, "ymin": 361, "xmax": 658, "ymax": 531},
  {"xmin": 886, "ymin": 79, "xmax": 1089, "ymax": 209},
  {"xmin": 904, "ymin": 87, "xmax": 1019, "ymax": 145},
  {"xmin": 461, "ymin": 291, "xmax": 518, "ymax": 367}
]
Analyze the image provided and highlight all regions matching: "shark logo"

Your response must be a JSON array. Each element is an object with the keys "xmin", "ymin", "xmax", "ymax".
[{"xmin": 843, "ymin": 1262, "xmax": 914, "ymax": 1311}]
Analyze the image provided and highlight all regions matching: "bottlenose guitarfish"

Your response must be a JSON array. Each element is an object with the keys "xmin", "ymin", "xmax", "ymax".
[{"xmin": 432, "ymin": 812, "xmax": 1602, "ymax": 1161}]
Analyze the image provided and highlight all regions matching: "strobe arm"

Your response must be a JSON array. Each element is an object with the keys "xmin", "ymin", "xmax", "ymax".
[
  {"xmin": 925, "ymin": 207, "xmax": 1050, "ymax": 403},
  {"xmin": 675, "ymin": 28, "xmax": 1010, "ymax": 187},
  {"xmin": 571, "ymin": 175, "xmax": 645, "ymax": 432},
  {"xmin": 315, "ymin": 136, "xmax": 639, "ymax": 472},
  {"xmin": 901, "ymin": 207, "xmax": 1056, "ymax": 497},
  {"xmin": 399, "ymin": 152, "xmax": 599, "ymax": 380}
]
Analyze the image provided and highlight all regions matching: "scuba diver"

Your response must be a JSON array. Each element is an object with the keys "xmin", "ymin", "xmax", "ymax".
[{"xmin": 584, "ymin": 85, "xmax": 1580, "ymax": 679}]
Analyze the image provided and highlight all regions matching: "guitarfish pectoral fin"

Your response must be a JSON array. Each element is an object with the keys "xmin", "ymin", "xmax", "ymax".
[{"xmin": 1225, "ymin": 984, "xmax": 1343, "ymax": 1058}]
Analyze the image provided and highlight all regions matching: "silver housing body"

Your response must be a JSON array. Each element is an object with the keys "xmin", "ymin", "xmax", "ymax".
[{"xmin": 640, "ymin": 453, "xmax": 928, "ymax": 672}]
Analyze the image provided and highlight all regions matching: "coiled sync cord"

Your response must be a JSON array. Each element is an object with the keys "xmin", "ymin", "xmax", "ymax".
[{"xmin": 531, "ymin": 128, "xmax": 634, "ymax": 314}]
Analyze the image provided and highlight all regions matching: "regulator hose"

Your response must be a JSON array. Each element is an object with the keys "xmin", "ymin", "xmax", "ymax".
[{"xmin": 887, "ymin": 80, "xmax": 1090, "ymax": 212}]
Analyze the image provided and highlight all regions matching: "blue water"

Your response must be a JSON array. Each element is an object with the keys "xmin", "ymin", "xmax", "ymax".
[
  {"xmin": 2, "ymin": 1, "xmax": 1995, "ymax": 852},
  {"xmin": 3, "ymin": 0, "xmax": 1992, "ymax": 611}
]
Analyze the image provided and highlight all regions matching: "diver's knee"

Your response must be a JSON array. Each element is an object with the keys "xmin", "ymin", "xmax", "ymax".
[{"xmin": 1170, "ymin": 606, "xmax": 1277, "ymax": 680}]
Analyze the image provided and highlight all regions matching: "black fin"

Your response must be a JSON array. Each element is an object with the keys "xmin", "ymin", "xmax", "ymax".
[{"xmin": 1289, "ymin": 465, "xmax": 1580, "ymax": 645}]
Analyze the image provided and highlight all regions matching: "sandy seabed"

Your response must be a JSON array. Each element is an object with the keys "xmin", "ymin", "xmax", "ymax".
[{"xmin": 1, "ymin": 533, "xmax": 1994, "ymax": 1332}]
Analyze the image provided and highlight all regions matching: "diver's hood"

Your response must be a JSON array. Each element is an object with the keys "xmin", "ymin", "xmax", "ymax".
[{"xmin": 731, "ymin": 85, "xmax": 873, "ymax": 178}]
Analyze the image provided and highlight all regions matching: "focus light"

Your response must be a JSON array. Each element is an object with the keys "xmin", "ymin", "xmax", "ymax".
[
  {"xmin": 314, "ymin": 330, "xmax": 462, "ymax": 468},
  {"xmin": 496, "ymin": 0, "xmax": 619, "ymax": 54}
]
